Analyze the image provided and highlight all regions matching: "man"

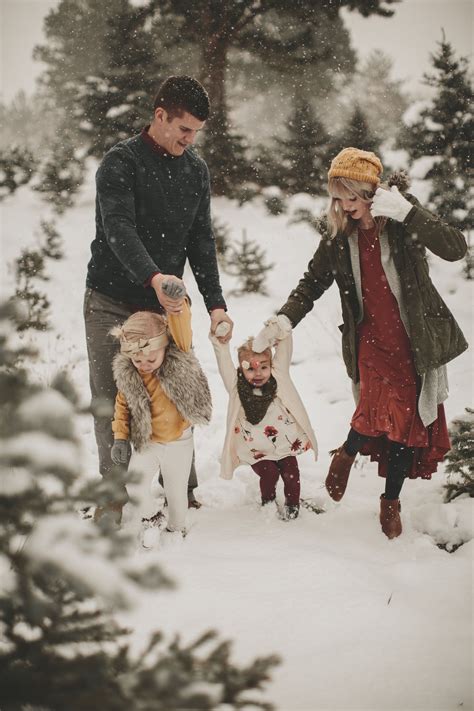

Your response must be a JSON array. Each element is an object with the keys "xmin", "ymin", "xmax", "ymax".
[{"xmin": 84, "ymin": 75, "xmax": 233, "ymax": 517}]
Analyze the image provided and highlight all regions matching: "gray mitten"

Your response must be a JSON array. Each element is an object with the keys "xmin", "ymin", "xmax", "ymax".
[
  {"xmin": 111, "ymin": 439, "xmax": 131, "ymax": 465},
  {"xmin": 162, "ymin": 279, "xmax": 186, "ymax": 300}
]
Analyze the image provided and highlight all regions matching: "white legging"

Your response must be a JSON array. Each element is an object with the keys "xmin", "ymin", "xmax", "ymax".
[{"xmin": 125, "ymin": 428, "xmax": 194, "ymax": 533}]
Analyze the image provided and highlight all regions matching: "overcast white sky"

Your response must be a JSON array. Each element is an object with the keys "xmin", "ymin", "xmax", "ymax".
[{"xmin": 1, "ymin": 0, "xmax": 473, "ymax": 104}]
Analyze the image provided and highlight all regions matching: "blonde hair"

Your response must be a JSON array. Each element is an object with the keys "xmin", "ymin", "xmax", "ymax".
[
  {"xmin": 326, "ymin": 177, "xmax": 386, "ymax": 239},
  {"xmin": 237, "ymin": 338, "xmax": 272, "ymax": 366}
]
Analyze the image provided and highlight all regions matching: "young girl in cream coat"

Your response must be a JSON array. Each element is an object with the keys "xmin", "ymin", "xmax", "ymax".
[{"xmin": 210, "ymin": 316, "xmax": 318, "ymax": 519}]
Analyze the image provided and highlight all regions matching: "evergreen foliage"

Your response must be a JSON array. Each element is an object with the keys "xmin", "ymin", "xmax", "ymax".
[
  {"xmin": 330, "ymin": 103, "xmax": 381, "ymax": 157},
  {"xmin": 76, "ymin": 2, "xmax": 168, "ymax": 158},
  {"xmin": 202, "ymin": 105, "xmax": 252, "ymax": 196},
  {"xmin": 225, "ymin": 230, "xmax": 274, "ymax": 296},
  {"xmin": 35, "ymin": 0, "xmax": 171, "ymax": 159},
  {"xmin": 0, "ymin": 92, "xmax": 60, "ymax": 155},
  {"xmin": 13, "ymin": 220, "xmax": 63, "ymax": 331},
  {"xmin": 263, "ymin": 193, "xmax": 287, "ymax": 217},
  {"xmin": 337, "ymin": 51, "xmax": 408, "ymax": 146},
  {"xmin": 251, "ymin": 145, "xmax": 281, "ymax": 190},
  {"xmin": 35, "ymin": 0, "xmax": 398, "ymax": 195},
  {"xmin": 0, "ymin": 146, "xmax": 36, "ymax": 199},
  {"xmin": 398, "ymin": 38, "xmax": 473, "ymax": 233},
  {"xmin": 275, "ymin": 97, "xmax": 330, "ymax": 196},
  {"xmin": 33, "ymin": 137, "xmax": 85, "ymax": 214},
  {"xmin": 0, "ymin": 299, "xmax": 280, "ymax": 710},
  {"xmin": 462, "ymin": 240, "xmax": 474, "ymax": 280},
  {"xmin": 444, "ymin": 408, "xmax": 474, "ymax": 502},
  {"xmin": 212, "ymin": 216, "xmax": 231, "ymax": 263}
]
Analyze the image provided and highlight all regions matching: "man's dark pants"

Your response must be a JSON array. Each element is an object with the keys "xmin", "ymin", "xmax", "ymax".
[{"xmin": 83, "ymin": 288, "xmax": 198, "ymax": 505}]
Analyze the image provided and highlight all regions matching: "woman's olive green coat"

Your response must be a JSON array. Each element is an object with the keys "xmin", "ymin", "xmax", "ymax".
[{"xmin": 279, "ymin": 196, "xmax": 468, "ymax": 383}]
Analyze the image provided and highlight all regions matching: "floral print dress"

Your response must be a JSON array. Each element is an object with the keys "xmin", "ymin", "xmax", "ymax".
[{"xmin": 234, "ymin": 395, "xmax": 312, "ymax": 465}]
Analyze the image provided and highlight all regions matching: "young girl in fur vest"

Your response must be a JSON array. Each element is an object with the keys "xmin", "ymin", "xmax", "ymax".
[
  {"xmin": 110, "ymin": 294, "xmax": 211, "ymax": 545},
  {"xmin": 210, "ymin": 318, "xmax": 318, "ymax": 519}
]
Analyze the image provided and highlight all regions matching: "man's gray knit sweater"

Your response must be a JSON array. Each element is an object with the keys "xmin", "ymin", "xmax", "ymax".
[{"xmin": 86, "ymin": 129, "xmax": 225, "ymax": 311}]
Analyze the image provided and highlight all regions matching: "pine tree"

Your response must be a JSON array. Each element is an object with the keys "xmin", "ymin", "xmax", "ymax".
[
  {"xmin": 202, "ymin": 105, "xmax": 252, "ymax": 196},
  {"xmin": 340, "ymin": 51, "xmax": 408, "ymax": 145},
  {"xmin": 36, "ymin": 0, "xmax": 398, "ymax": 195},
  {"xmin": 77, "ymin": 2, "xmax": 169, "ymax": 158},
  {"xmin": 212, "ymin": 215, "xmax": 231, "ymax": 263},
  {"xmin": 32, "ymin": 137, "xmax": 85, "ymax": 214},
  {"xmin": 398, "ymin": 37, "xmax": 473, "ymax": 233},
  {"xmin": 0, "ymin": 146, "xmax": 36, "ymax": 199},
  {"xmin": 0, "ymin": 298, "xmax": 280, "ymax": 710},
  {"xmin": 443, "ymin": 408, "xmax": 474, "ymax": 502},
  {"xmin": 330, "ymin": 103, "xmax": 380, "ymax": 157},
  {"xmin": 13, "ymin": 220, "xmax": 63, "ymax": 331},
  {"xmin": 275, "ymin": 97, "xmax": 330, "ymax": 196},
  {"xmin": 225, "ymin": 230, "xmax": 274, "ymax": 296},
  {"xmin": 0, "ymin": 91, "xmax": 60, "ymax": 155}
]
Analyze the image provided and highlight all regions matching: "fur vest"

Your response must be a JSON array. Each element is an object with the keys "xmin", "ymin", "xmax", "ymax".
[{"xmin": 112, "ymin": 344, "xmax": 212, "ymax": 451}]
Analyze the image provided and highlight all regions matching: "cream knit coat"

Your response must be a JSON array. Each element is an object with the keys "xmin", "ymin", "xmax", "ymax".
[{"xmin": 211, "ymin": 331, "xmax": 318, "ymax": 480}]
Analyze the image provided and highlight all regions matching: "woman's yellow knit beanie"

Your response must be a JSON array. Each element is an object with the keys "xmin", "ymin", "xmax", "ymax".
[{"xmin": 328, "ymin": 147, "xmax": 383, "ymax": 185}]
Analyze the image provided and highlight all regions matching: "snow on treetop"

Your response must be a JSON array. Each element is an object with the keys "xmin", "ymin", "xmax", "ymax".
[
  {"xmin": 2, "ymin": 432, "xmax": 79, "ymax": 474},
  {"xmin": 18, "ymin": 389, "xmax": 74, "ymax": 422}
]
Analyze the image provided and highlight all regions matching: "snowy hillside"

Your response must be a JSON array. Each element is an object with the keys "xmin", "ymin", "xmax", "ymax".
[{"xmin": 1, "ymin": 169, "xmax": 473, "ymax": 711}]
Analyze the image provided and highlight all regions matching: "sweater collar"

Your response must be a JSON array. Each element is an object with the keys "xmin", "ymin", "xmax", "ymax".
[{"xmin": 141, "ymin": 125, "xmax": 180, "ymax": 159}]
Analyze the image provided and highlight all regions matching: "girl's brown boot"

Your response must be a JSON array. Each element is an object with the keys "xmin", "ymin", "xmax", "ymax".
[
  {"xmin": 379, "ymin": 494, "xmax": 402, "ymax": 539},
  {"xmin": 325, "ymin": 445, "xmax": 356, "ymax": 501}
]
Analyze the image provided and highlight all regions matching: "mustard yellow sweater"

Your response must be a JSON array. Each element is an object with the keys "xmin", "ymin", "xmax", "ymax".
[{"xmin": 112, "ymin": 302, "xmax": 192, "ymax": 443}]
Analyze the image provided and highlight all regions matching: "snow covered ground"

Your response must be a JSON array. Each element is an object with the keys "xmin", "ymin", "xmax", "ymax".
[{"xmin": 2, "ymin": 169, "xmax": 473, "ymax": 711}]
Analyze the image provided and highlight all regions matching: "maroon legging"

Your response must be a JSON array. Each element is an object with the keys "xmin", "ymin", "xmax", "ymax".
[{"xmin": 251, "ymin": 456, "xmax": 300, "ymax": 505}]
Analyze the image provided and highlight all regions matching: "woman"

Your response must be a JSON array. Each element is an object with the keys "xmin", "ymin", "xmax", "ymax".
[{"xmin": 275, "ymin": 147, "xmax": 468, "ymax": 538}]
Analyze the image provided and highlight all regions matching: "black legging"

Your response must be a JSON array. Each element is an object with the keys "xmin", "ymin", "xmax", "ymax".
[{"xmin": 344, "ymin": 428, "xmax": 414, "ymax": 499}]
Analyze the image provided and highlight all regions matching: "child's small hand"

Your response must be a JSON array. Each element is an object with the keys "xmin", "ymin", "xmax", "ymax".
[
  {"xmin": 211, "ymin": 310, "xmax": 233, "ymax": 343},
  {"xmin": 215, "ymin": 322, "xmax": 231, "ymax": 338},
  {"xmin": 253, "ymin": 315, "xmax": 292, "ymax": 352},
  {"xmin": 111, "ymin": 439, "xmax": 131, "ymax": 465}
]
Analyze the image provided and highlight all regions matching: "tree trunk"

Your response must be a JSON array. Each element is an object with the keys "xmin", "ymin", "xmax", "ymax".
[
  {"xmin": 199, "ymin": 33, "xmax": 235, "ymax": 194},
  {"xmin": 200, "ymin": 31, "xmax": 228, "ymax": 122}
]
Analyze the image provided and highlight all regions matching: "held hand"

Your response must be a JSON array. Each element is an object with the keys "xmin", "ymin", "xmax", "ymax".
[
  {"xmin": 162, "ymin": 279, "xmax": 187, "ymax": 301},
  {"xmin": 253, "ymin": 315, "xmax": 292, "ymax": 352},
  {"xmin": 151, "ymin": 274, "xmax": 186, "ymax": 313},
  {"xmin": 111, "ymin": 439, "xmax": 131, "ymax": 466},
  {"xmin": 370, "ymin": 186, "xmax": 412, "ymax": 222},
  {"xmin": 210, "ymin": 309, "xmax": 233, "ymax": 343}
]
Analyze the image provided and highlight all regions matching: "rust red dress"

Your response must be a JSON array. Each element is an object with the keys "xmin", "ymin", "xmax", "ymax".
[{"xmin": 350, "ymin": 226, "xmax": 450, "ymax": 479}]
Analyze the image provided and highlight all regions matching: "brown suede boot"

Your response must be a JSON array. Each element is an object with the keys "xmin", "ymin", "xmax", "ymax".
[
  {"xmin": 325, "ymin": 445, "xmax": 356, "ymax": 501},
  {"xmin": 379, "ymin": 494, "xmax": 402, "ymax": 539}
]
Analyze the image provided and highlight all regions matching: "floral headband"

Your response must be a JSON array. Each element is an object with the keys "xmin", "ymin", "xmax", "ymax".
[{"xmin": 240, "ymin": 357, "xmax": 265, "ymax": 371}]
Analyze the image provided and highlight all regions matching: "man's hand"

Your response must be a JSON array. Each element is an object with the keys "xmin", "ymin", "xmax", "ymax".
[
  {"xmin": 151, "ymin": 273, "xmax": 186, "ymax": 313},
  {"xmin": 210, "ymin": 309, "xmax": 233, "ymax": 343}
]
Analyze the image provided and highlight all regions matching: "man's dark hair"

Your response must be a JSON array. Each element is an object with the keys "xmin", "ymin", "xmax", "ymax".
[{"xmin": 153, "ymin": 76, "xmax": 210, "ymax": 121}]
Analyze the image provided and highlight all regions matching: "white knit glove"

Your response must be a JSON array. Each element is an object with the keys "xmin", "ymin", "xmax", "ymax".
[
  {"xmin": 252, "ymin": 315, "xmax": 292, "ymax": 352},
  {"xmin": 370, "ymin": 186, "xmax": 412, "ymax": 222}
]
